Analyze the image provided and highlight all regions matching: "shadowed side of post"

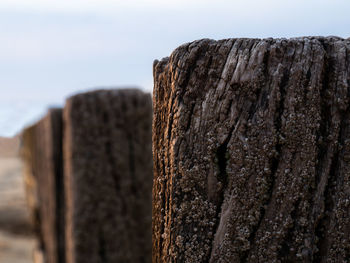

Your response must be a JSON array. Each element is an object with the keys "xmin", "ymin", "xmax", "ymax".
[{"xmin": 21, "ymin": 108, "xmax": 65, "ymax": 263}]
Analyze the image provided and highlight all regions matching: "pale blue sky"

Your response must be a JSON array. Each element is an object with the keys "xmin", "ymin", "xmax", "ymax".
[{"xmin": 1, "ymin": 0, "xmax": 350, "ymax": 136}]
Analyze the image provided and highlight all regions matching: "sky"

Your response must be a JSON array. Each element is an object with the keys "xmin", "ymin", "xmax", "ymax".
[{"xmin": 1, "ymin": 0, "xmax": 350, "ymax": 137}]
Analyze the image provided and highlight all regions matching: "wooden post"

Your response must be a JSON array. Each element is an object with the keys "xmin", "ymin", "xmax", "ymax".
[
  {"xmin": 21, "ymin": 108, "xmax": 65, "ymax": 263},
  {"xmin": 152, "ymin": 37, "xmax": 350, "ymax": 262},
  {"xmin": 64, "ymin": 89, "xmax": 153, "ymax": 263}
]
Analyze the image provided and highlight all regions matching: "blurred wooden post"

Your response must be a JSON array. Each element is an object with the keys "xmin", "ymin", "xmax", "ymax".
[
  {"xmin": 64, "ymin": 89, "xmax": 153, "ymax": 263},
  {"xmin": 21, "ymin": 109, "xmax": 65, "ymax": 263},
  {"xmin": 152, "ymin": 37, "xmax": 350, "ymax": 262}
]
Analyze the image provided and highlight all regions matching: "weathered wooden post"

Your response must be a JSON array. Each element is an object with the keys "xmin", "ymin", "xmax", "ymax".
[
  {"xmin": 64, "ymin": 89, "xmax": 153, "ymax": 263},
  {"xmin": 21, "ymin": 108, "xmax": 65, "ymax": 263},
  {"xmin": 152, "ymin": 37, "xmax": 350, "ymax": 262}
]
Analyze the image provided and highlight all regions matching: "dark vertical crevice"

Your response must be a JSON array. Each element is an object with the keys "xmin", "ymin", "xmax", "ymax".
[
  {"xmin": 205, "ymin": 125, "xmax": 234, "ymax": 263},
  {"xmin": 98, "ymin": 229, "xmax": 107, "ymax": 263},
  {"xmin": 314, "ymin": 53, "xmax": 332, "ymax": 188},
  {"xmin": 312, "ymin": 51, "xmax": 333, "ymax": 263},
  {"xmin": 302, "ymin": 66, "xmax": 312, "ymax": 102},
  {"xmin": 52, "ymin": 110, "xmax": 65, "ymax": 263},
  {"xmin": 185, "ymin": 103, "xmax": 195, "ymax": 131},
  {"xmin": 216, "ymin": 134, "xmax": 231, "ymax": 194},
  {"xmin": 225, "ymin": 99, "xmax": 234, "ymax": 116}
]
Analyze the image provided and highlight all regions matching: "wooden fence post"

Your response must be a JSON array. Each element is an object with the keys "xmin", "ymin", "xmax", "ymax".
[
  {"xmin": 152, "ymin": 37, "xmax": 350, "ymax": 262},
  {"xmin": 64, "ymin": 89, "xmax": 153, "ymax": 263},
  {"xmin": 22, "ymin": 108, "xmax": 65, "ymax": 263}
]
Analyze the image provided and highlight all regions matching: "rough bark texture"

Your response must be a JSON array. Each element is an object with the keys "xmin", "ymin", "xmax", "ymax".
[
  {"xmin": 21, "ymin": 108, "xmax": 65, "ymax": 263},
  {"xmin": 152, "ymin": 37, "xmax": 350, "ymax": 262},
  {"xmin": 64, "ymin": 89, "xmax": 153, "ymax": 263}
]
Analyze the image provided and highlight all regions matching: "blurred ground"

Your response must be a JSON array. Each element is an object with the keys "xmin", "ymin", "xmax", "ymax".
[
  {"xmin": 0, "ymin": 136, "xmax": 20, "ymax": 157},
  {"xmin": 0, "ymin": 136, "xmax": 35, "ymax": 263}
]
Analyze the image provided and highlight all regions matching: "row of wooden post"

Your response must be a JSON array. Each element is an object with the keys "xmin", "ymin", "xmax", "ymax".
[
  {"xmin": 22, "ymin": 89, "xmax": 153, "ymax": 263},
  {"xmin": 22, "ymin": 37, "xmax": 350, "ymax": 263}
]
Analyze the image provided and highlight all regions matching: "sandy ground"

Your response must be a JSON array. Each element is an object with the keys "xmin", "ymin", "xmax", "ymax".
[
  {"xmin": 0, "ymin": 230, "xmax": 35, "ymax": 263},
  {"xmin": 0, "ymin": 136, "xmax": 20, "ymax": 158},
  {"xmin": 0, "ymin": 157, "xmax": 35, "ymax": 263}
]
